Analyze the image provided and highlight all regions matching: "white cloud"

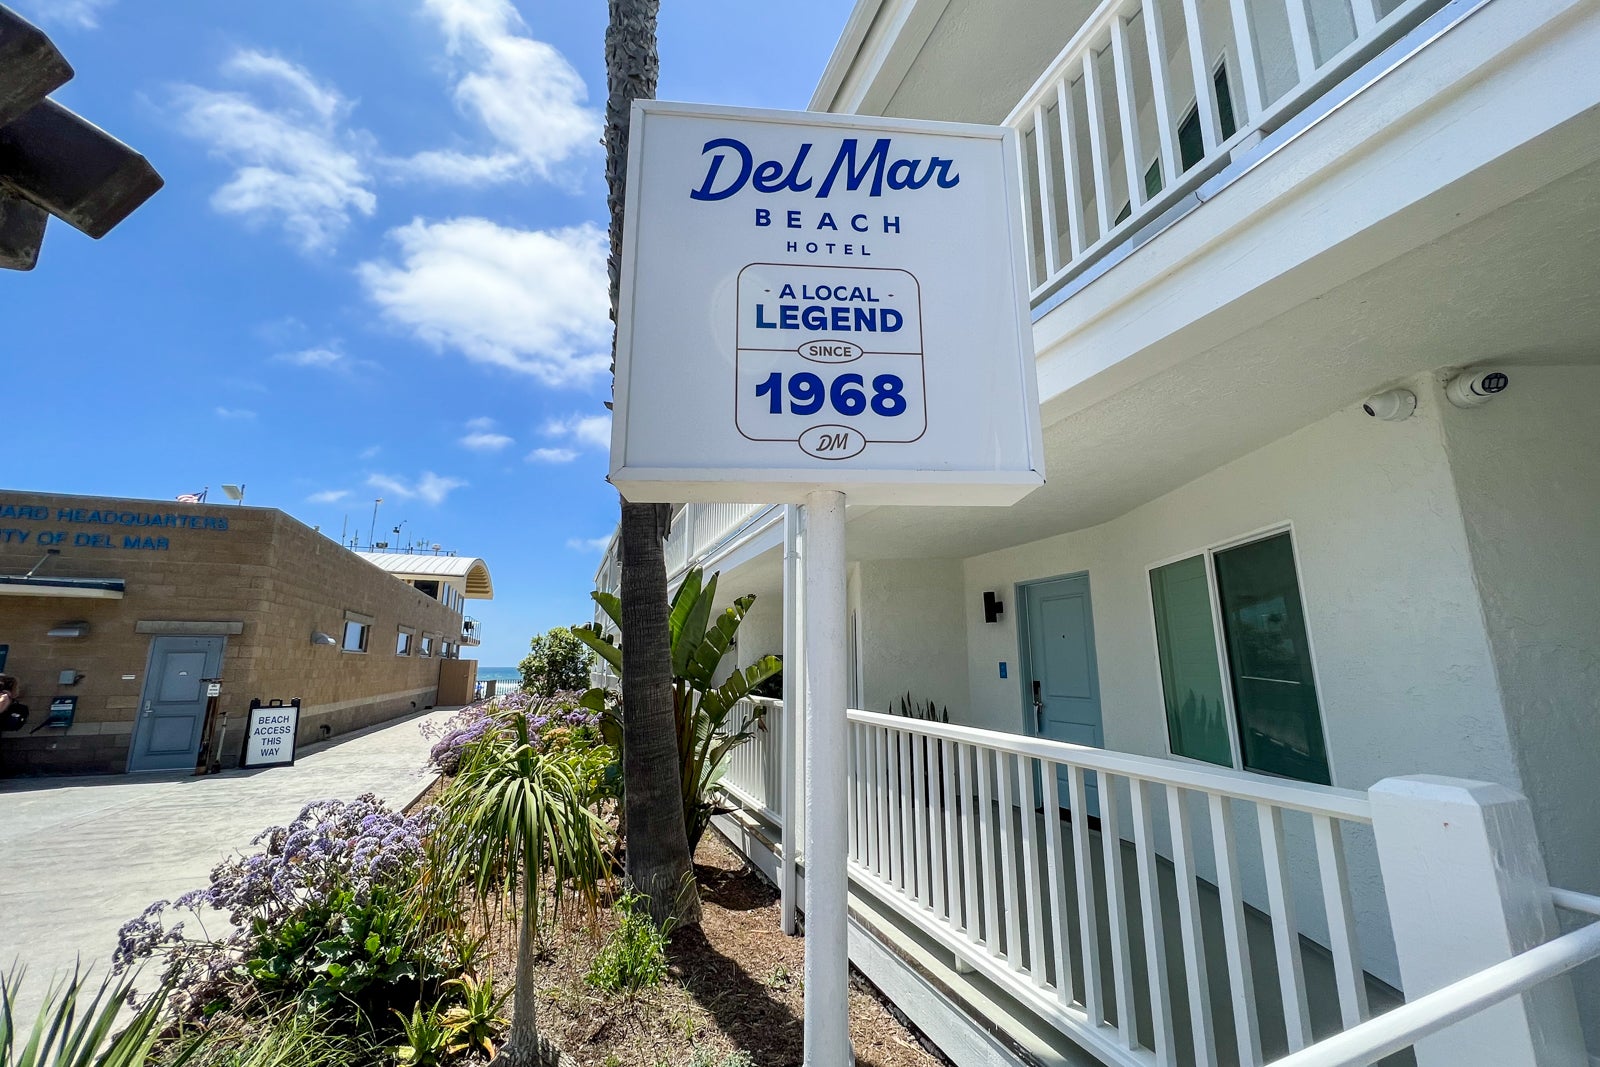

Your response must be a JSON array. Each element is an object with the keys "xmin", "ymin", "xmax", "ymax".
[
  {"xmin": 367, "ymin": 471, "xmax": 466, "ymax": 506},
  {"xmin": 460, "ymin": 431, "xmax": 513, "ymax": 451},
  {"xmin": 215, "ymin": 406, "xmax": 257, "ymax": 420},
  {"xmin": 402, "ymin": 0, "xmax": 598, "ymax": 185},
  {"xmin": 173, "ymin": 50, "xmax": 376, "ymax": 252},
  {"xmin": 276, "ymin": 346, "xmax": 346, "ymax": 369},
  {"xmin": 358, "ymin": 218, "xmax": 610, "ymax": 386},
  {"xmin": 13, "ymin": 0, "xmax": 113, "ymax": 29},
  {"xmin": 464, "ymin": 416, "xmax": 497, "ymax": 431},
  {"xmin": 307, "ymin": 489, "xmax": 351, "ymax": 504},
  {"xmin": 527, "ymin": 447, "xmax": 577, "ymax": 464},
  {"xmin": 566, "ymin": 535, "xmax": 613, "ymax": 552},
  {"xmin": 543, "ymin": 412, "xmax": 611, "ymax": 450}
]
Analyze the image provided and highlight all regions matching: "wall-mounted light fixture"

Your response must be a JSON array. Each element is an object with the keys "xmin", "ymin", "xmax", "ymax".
[
  {"xmin": 47, "ymin": 621, "xmax": 88, "ymax": 638},
  {"xmin": 310, "ymin": 630, "xmax": 338, "ymax": 646},
  {"xmin": 983, "ymin": 591, "xmax": 1004, "ymax": 624}
]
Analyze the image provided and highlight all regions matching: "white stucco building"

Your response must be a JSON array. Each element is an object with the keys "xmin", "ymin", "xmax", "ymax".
[{"xmin": 595, "ymin": 0, "xmax": 1600, "ymax": 1061}]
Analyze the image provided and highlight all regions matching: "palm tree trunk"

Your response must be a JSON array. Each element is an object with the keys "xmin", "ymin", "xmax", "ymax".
[
  {"xmin": 503, "ymin": 883, "xmax": 541, "ymax": 1066},
  {"xmin": 606, "ymin": 0, "xmax": 702, "ymax": 929}
]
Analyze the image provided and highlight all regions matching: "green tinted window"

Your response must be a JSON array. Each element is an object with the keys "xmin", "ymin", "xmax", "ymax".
[
  {"xmin": 1213, "ymin": 534, "xmax": 1330, "ymax": 784},
  {"xmin": 1151, "ymin": 556, "xmax": 1233, "ymax": 766}
]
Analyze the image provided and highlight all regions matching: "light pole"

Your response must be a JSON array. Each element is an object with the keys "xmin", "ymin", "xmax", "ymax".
[{"xmin": 369, "ymin": 498, "xmax": 382, "ymax": 550}]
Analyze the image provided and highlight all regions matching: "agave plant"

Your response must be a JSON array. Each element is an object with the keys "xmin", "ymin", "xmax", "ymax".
[
  {"xmin": 0, "ymin": 965, "xmax": 193, "ymax": 1067},
  {"xmin": 574, "ymin": 567, "xmax": 781, "ymax": 851}
]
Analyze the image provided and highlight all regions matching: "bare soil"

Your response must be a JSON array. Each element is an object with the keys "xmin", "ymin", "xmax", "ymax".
[{"xmin": 490, "ymin": 832, "xmax": 948, "ymax": 1067}]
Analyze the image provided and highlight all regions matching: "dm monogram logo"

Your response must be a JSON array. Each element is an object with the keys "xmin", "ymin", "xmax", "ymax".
[{"xmin": 689, "ymin": 137, "xmax": 961, "ymax": 201}]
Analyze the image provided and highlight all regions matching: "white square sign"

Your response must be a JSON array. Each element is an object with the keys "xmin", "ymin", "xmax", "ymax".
[{"xmin": 611, "ymin": 101, "xmax": 1044, "ymax": 506}]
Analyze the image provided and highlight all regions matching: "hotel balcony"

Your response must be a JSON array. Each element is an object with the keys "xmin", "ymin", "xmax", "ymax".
[{"xmin": 460, "ymin": 615, "xmax": 482, "ymax": 647}]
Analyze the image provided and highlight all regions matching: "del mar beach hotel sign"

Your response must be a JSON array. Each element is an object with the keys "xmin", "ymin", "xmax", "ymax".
[{"xmin": 610, "ymin": 101, "xmax": 1043, "ymax": 507}]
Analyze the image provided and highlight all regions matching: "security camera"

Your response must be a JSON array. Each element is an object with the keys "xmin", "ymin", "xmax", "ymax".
[
  {"xmin": 1445, "ymin": 369, "xmax": 1509, "ymax": 408},
  {"xmin": 1363, "ymin": 389, "xmax": 1417, "ymax": 421}
]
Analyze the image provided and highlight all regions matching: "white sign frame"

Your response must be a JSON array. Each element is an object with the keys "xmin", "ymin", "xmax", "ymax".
[
  {"xmin": 610, "ymin": 100, "xmax": 1044, "ymax": 507},
  {"xmin": 241, "ymin": 700, "xmax": 300, "ymax": 768}
]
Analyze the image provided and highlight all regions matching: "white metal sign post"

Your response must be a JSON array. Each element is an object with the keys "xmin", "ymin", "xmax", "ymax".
[{"xmin": 611, "ymin": 101, "xmax": 1043, "ymax": 1065}]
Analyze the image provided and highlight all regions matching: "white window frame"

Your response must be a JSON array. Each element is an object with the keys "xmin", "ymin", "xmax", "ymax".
[
  {"xmin": 396, "ymin": 627, "xmax": 415, "ymax": 656},
  {"xmin": 1143, "ymin": 521, "xmax": 1334, "ymax": 781},
  {"xmin": 342, "ymin": 611, "xmax": 373, "ymax": 655},
  {"xmin": 420, "ymin": 632, "xmax": 438, "ymax": 658}
]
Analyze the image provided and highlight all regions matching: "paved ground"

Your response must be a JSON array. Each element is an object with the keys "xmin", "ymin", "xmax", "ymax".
[{"xmin": 0, "ymin": 707, "xmax": 455, "ymax": 1023}]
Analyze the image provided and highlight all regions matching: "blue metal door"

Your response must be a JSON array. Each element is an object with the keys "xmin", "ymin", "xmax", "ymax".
[
  {"xmin": 129, "ymin": 636, "xmax": 224, "ymax": 772},
  {"xmin": 1020, "ymin": 574, "xmax": 1104, "ymax": 814}
]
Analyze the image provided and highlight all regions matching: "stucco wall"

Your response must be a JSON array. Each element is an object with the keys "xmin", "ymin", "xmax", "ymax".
[
  {"xmin": 1438, "ymin": 365, "xmax": 1600, "ymax": 897},
  {"xmin": 961, "ymin": 386, "xmax": 1518, "ymax": 795},
  {"xmin": 855, "ymin": 558, "xmax": 971, "ymax": 717}
]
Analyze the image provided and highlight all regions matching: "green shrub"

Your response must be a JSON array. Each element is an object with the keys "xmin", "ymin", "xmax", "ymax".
[
  {"xmin": 518, "ymin": 627, "xmax": 595, "ymax": 696},
  {"xmin": 687, "ymin": 1050, "xmax": 755, "ymax": 1067},
  {"xmin": 585, "ymin": 892, "xmax": 671, "ymax": 995}
]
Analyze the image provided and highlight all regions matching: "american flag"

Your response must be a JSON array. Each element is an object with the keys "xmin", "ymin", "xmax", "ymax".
[{"xmin": 176, "ymin": 489, "xmax": 207, "ymax": 503}]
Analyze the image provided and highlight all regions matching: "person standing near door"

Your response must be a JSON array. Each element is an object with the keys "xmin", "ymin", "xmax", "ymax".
[{"xmin": 0, "ymin": 674, "xmax": 27, "ymax": 730}]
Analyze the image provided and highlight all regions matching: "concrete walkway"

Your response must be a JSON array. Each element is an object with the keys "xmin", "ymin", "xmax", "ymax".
[{"xmin": 0, "ymin": 707, "xmax": 455, "ymax": 1022}]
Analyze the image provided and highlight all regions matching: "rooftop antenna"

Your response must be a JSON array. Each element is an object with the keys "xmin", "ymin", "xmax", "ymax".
[
  {"xmin": 222, "ymin": 483, "xmax": 246, "ymax": 505},
  {"xmin": 24, "ymin": 548, "xmax": 61, "ymax": 578}
]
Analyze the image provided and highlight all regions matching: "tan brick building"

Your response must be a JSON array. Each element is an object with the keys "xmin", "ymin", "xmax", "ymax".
[{"xmin": 0, "ymin": 491, "xmax": 491, "ymax": 775}]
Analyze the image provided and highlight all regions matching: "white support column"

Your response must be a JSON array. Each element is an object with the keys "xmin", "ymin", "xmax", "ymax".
[
  {"xmin": 1370, "ymin": 776, "xmax": 1587, "ymax": 1067},
  {"xmin": 803, "ymin": 489, "xmax": 852, "ymax": 1067},
  {"xmin": 780, "ymin": 504, "xmax": 802, "ymax": 936}
]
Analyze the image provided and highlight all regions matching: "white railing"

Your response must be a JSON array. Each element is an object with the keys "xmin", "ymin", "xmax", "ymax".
[
  {"xmin": 846, "ymin": 708, "xmax": 1380, "ymax": 1067},
  {"xmin": 718, "ymin": 697, "xmax": 784, "ymax": 826},
  {"xmin": 1270, "ymin": 891, "xmax": 1600, "ymax": 1067},
  {"xmin": 666, "ymin": 503, "xmax": 774, "ymax": 579},
  {"xmin": 1009, "ymin": 0, "xmax": 1446, "ymax": 300}
]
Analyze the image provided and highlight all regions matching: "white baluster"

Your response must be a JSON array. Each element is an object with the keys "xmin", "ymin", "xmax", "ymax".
[
  {"xmin": 1132, "ymin": 779, "xmax": 1177, "ymax": 1065},
  {"xmin": 1168, "ymin": 788, "xmax": 1219, "ymax": 1067},
  {"xmin": 1178, "ymin": 0, "xmax": 1222, "ymax": 154},
  {"xmin": 898, "ymin": 728, "xmax": 914, "ymax": 895},
  {"xmin": 1019, "ymin": 757, "xmax": 1049, "ymax": 987},
  {"xmin": 931, "ymin": 736, "xmax": 949, "ymax": 920},
  {"xmin": 997, "ymin": 750, "xmax": 1024, "ymax": 970},
  {"xmin": 1099, "ymin": 775, "xmax": 1139, "ymax": 1050},
  {"xmin": 1109, "ymin": 12, "xmax": 1147, "ymax": 214},
  {"xmin": 958, "ymin": 743, "xmax": 982, "ymax": 945},
  {"xmin": 1069, "ymin": 765, "xmax": 1105, "ymax": 1025},
  {"xmin": 1259, "ymin": 804, "xmax": 1313, "ymax": 1051},
  {"xmin": 1224, "ymin": 0, "xmax": 1267, "ymax": 121},
  {"xmin": 1313, "ymin": 815, "xmax": 1370, "ymax": 1029},
  {"xmin": 1283, "ymin": 0, "xmax": 1319, "ymax": 83},
  {"xmin": 976, "ymin": 743, "xmax": 1002, "ymax": 956},
  {"xmin": 1031, "ymin": 105, "xmax": 1061, "ymax": 278},
  {"xmin": 887, "ymin": 728, "xmax": 903, "ymax": 890},
  {"xmin": 912, "ymin": 730, "xmax": 930, "ymax": 906},
  {"xmin": 1209, "ymin": 794, "xmax": 1263, "ymax": 1064},
  {"xmin": 1055, "ymin": 80, "xmax": 1087, "ymax": 257},
  {"xmin": 1042, "ymin": 762, "xmax": 1075, "ymax": 1008},
  {"xmin": 1081, "ymin": 49, "xmax": 1115, "ymax": 237},
  {"xmin": 1139, "ymin": 0, "xmax": 1179, "ymax": 187}
]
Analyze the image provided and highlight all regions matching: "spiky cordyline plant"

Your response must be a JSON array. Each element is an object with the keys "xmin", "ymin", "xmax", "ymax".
[
  {"xmin": 428, "ymin": 712, "xmax": 613, "ymax": 1067},
  {"xmin": 0, "ymin": 965, "xmax": 193, "ymax": 1067}
]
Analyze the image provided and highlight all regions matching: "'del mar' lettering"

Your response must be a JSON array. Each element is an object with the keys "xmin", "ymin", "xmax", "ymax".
[{"xmin": 691, "ymin": 137, "xmax": 959, "ymax": 201}]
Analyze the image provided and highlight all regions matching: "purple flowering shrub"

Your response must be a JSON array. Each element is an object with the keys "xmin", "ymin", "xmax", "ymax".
[
  {"xmin": 422, "ymin": 692, "xmax": 608, "ymax": 779},
  {"xmin": 113, "ymin": 794, "xmax": 453, "ymax": 1026}
]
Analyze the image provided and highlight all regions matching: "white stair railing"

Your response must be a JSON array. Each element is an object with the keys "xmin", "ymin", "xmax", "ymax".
[
  {"xmin": 1009, "ymin": 0, "xmax": 1448, "ymax": 301},
  {"xmin": 846, "ymin": 708, "xmax": 1381, "ymax": 1067}
]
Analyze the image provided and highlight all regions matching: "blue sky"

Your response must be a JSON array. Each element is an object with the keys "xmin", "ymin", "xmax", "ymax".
[{"xmin": 4, "ymin": 0, "xmax": 855, "ymax": 665}]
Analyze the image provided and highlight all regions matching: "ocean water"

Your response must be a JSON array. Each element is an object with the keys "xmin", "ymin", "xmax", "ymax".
[{"xmin": 476, "ymin": 666, "xmax": 521, "ymax": 684}]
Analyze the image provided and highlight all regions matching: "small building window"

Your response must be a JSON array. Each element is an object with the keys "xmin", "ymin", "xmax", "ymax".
[
  {"xmin": 396, "ymin": 629, "xmax": 414, "ymax": 656},
  {"xmin": 1149, "ymin": 531, "xmax": 1330, "ymax": 784},
  {"xmin": 342, "ymin": 620, "xmax": 370, "ymax": 653},
  {"xmin": 420, "ymin": 634, "xmax": 435, "ymax": 657},
  {"xmin": 415, "ymin": 580, "xmax": 440, "ymax": 600}
]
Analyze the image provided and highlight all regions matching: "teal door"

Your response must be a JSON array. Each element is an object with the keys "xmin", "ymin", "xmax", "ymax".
[
  {"xmin": 129, "ymin": 636, "xmax": 224, "ymax": 772},
  {"xmin": 1019, "ymin": 574, "xmax": 1104, "ymax": 814}
]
